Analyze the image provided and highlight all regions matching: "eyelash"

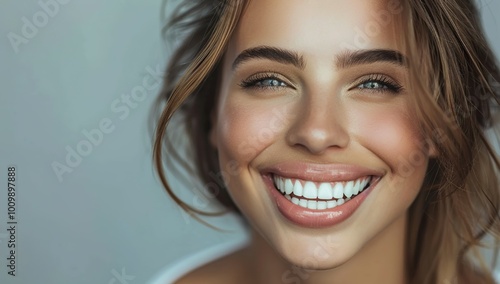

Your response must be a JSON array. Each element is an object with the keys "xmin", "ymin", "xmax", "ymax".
[
  {"xmin": 239, "ymin": 72, "xmax": 403, "ymax": 94},
  {"xmin": 353, "ymin": 74, "xmax": 403, "ymax": 94},
  {"xmin": 239, "ymin": 72, "xmax": 292, "ymax": 90}
]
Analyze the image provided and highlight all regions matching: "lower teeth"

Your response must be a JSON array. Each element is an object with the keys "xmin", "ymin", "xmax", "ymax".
[
  {"xmin": 285, "ymin": 195, "xmax": 347, "ymax": 210},
  {"xmin": 282, "ymin": 182, "xmax": 371, "ymax": 210}
]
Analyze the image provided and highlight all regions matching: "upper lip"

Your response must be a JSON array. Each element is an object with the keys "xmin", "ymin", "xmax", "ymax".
[{"xmin": 262, "ymin": 162, "xmax": 384, "ymax": 182}]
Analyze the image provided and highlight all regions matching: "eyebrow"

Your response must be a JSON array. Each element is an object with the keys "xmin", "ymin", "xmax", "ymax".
[
  {"xmin": 335, "ymin": 49, "xmax": 406, "ymax": 69},
  {"xmin": 231, "ymin": 46, "xmax": 406, "ymax": 70},
  {"xmin": 232, "ymin": 46, "xmax": 305, "ymax": 70}
]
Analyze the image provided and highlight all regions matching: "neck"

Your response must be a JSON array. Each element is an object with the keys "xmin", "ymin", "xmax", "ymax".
[{"xmin": 244, "ymin": 215, "xmax": 408, "ymax": 284}]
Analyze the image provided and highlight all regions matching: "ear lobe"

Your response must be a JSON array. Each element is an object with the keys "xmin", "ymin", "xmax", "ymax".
[
  {"xmin": 428, "ymin": 145, "xmax": 438, "ymax": 158},
  {"xmin": 426, "ymin": 139, "xmax": 439, "ymax": 158}
]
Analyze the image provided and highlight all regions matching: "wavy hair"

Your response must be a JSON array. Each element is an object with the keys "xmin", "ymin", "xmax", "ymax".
[{"xmin": 152, "ymin": 0, "xmax": 500, "ymax": 283}]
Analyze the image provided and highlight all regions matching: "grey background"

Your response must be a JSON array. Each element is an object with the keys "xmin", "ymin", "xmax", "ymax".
[{"xmin": 0, "ymin": 1, "xmax": 499, "ymax": 283}]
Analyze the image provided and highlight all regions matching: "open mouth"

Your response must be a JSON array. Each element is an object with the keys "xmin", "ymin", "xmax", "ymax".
[{"xmin": 272, "ymin": 174, "xmax": 373, "ymax": 210}]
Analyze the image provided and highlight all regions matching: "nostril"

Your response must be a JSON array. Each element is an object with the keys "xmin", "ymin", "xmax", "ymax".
[{"xmin": 285, "ymin": 118, "xmax": 350, "ymax": 154}]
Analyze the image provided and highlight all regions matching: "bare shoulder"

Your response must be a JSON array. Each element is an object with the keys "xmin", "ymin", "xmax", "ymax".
[{"xmin": 174, "ymin": 248, "xmax": 250, "ymax": 284}]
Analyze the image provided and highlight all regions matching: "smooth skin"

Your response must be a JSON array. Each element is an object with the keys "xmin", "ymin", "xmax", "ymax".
[{"xmin": 179, "ymin": 0, "xmax": 436, "ymax": 283}]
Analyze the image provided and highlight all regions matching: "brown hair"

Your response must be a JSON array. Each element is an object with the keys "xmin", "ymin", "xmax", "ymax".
[
  {"xmin": 402, "ymin": 0, "xmax": 500, "ymax": 282},
  {"xmin": 152, "ymin": 0, "xmax": 500, "ymax": 283}
]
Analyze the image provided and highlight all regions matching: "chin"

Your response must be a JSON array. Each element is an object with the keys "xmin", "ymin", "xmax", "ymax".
[{"xmin": 268, "ymin": 225, "xmax": 366, "ymax": 270}]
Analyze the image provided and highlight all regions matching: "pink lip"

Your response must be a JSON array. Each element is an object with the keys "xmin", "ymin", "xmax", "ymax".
[
  {"xmin": 263, "ymin": 162, "xmax": 384, "ymax": 182},
  {"xmin": 262, "ymin": 162, "xmax": 382, "ymax": 228}
]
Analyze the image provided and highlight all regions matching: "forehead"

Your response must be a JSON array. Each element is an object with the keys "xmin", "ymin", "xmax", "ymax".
[{"xmin": 227, "ymin": 0, "xmax": 404, "ymax": 59}]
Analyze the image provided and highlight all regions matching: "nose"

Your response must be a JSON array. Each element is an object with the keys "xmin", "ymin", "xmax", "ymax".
[{"xmin": 286, "ymin": 94, "xmax": 349, "ymax": 154}]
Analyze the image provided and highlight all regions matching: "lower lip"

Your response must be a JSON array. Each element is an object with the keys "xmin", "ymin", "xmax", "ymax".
[{"xmin": 264, "ymin": 175, "xmax": 378, "ymax": 228}]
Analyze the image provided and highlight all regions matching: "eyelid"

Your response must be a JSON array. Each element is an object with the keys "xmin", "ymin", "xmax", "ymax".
[
  {"xmin": 239, "ymin": 71, "xmax": 296, "ymax": 90},
  {"xmin": 350, "ymin": 73, "xmax": 403, "ymax": 93}
]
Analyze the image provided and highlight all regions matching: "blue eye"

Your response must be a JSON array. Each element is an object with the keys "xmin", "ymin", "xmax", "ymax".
[
  {"xmin": 240, "ymin": 73, "xmax": 291, "ymax": 90},
  {"xmin": 355, "ymin": 75, "xmax": 402, "ymax": 93},
  {"xmin": 358, "ymin": 81, "xmax": 389, "ymax": 90},
  {"xmin": 254, "ymin": 78, "xmax": 287, "ymax": 87}
]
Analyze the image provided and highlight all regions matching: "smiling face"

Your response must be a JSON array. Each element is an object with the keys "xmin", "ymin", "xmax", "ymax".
[{"xmin": 211, "ymin": 0, "xmax": 434, "ymax": 270}]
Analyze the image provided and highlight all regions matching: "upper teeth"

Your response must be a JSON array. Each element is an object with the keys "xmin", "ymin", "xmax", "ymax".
[{"xmin": 273, "ymin": 175, "xmax": 371, "ymax": 201}]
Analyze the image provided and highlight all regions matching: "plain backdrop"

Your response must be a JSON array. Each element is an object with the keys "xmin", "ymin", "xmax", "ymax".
[{"xmin": 0, "ymin": 1, "xmax": 499, "ymax": 283}]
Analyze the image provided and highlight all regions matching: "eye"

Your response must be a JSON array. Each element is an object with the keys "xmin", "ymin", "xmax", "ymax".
[
  {"xmin": 358, "ymin": 81, "xmax": 388, "ymax": 89},
  {"xmin": 239, "ymin": 72, "xmax": 292, "ymax": 90},
  {"xmin": 354, "ymin": 74, "xmax": 403, "ymax": 94},
  {"xmin": 255, "ymin": 78, "xmax": 287, "ymax": 88}
]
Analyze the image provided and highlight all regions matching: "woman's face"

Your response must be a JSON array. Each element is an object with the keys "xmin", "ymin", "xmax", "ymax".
[{"xmin": 211, "ymin": 0, "xmax": 434, "ymax": 269}]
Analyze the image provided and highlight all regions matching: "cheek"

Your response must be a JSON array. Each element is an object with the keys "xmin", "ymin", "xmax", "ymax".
[
  {"xmin": 357, "ymin": 105, "xmax": 428, "ymax": 212},
  {"xmin": 344, "ymin": 104, "xmax": 428, "ymax": 238},
  {"xmin": 350, "ymin": 103, "xmax": 429, "ymax": 190},
  {"xmin": 216, "ymin": 100, "xmax": 293, "ymax": 163}
]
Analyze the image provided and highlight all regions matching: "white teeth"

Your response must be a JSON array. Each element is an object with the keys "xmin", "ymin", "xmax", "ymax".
[
  {"xmin": 274, "ymin": 175, "xmax": 373, "ymax": 210},
  {"xmin": 361, "ymin": 178, "xmax": 369, "ymax": 190},
  {"xmin": 285, "ymin": 179, "xmax": 294, "ymax": 195},
  {"xmin": 307, "ymin": 200, "xmax": 317, "ymax": 209},
  {"xmin": 293, "ymin": 180, "xmax": 303, "ymax": 196},
  {"xmin": 282, "ymin": 195, "xmax": 347, "ymax": 210},
  {"xmin": 317, "ymin": 183, "xmax": 333, "ymax": 200},
  {"xmin": 353, "ymin": 179, "xmax": 360, "ymax": 195},
  {"xmin": 332, "ymin": 183, "xmax": 344, "ymax": 199},
  {"xmin": 344, "ymin": 181, "xmax": 354, "ymax": 198},
  {"xmin": 303, "ymin": 181, "xmax": 317, "ymax": 199},
  {"xmin": 327, "ymin": 200, "xmax": 337, "ymax": 208},
  {"xmin": 317, "ymin": 201, "xmax": 327, "ymax": 210}
]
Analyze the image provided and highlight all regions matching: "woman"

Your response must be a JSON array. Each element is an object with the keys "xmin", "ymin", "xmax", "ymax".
[{"xmin": 153, "ymin": 0, "xmax": 500, "ymax": 283}]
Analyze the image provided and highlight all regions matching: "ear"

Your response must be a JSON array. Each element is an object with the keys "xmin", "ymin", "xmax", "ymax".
[
  {"xmin": 426, "ymin": 137, "xmax": 439, "ymax": 158},
  {"xmin": 428, "ymin": 144, "xmax": 438, "ymax": 158}
]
